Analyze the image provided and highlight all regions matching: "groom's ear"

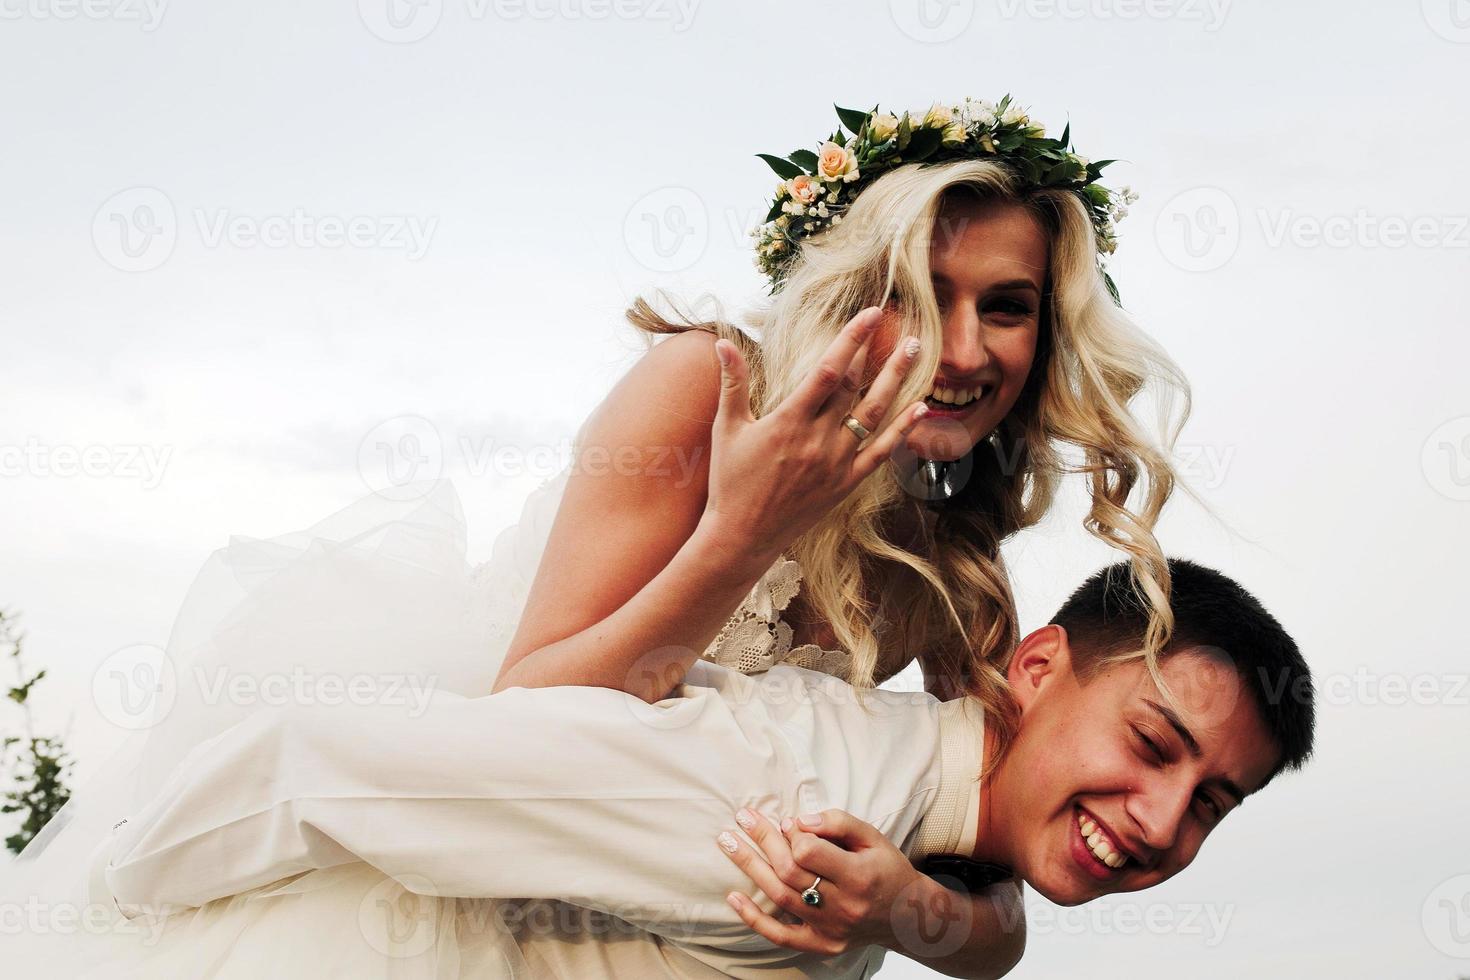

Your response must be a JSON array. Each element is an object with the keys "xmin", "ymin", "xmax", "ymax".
[{"xmin": 1008, "ymin": 624, "xmax": 1071, "ymax": 710}]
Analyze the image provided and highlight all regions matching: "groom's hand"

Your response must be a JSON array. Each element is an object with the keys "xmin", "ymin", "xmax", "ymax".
[{"xmin": 716, "ymin": 806, "xmax": 923, "ymax": 955}]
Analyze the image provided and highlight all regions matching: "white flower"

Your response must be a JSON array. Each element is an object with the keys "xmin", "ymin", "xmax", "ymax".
[{"xmin": 959, "ymin": 97, "xmax": 997, "ymax": 128}]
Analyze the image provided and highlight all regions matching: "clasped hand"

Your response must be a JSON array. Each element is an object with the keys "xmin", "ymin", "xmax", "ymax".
[{"xmin": 716, "ymin": 806, "xmax": 927, "ymax": 957}]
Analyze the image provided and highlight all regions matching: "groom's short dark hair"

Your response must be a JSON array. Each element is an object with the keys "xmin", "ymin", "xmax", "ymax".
[{"xmin": 1050, "ymin": 558, "xmax": 1315, "ymax": 784}]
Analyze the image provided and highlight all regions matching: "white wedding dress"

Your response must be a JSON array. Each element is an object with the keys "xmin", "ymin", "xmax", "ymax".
[{"xmin": 0, "ymin": 456, "xmax": 866, "ymax": 977}]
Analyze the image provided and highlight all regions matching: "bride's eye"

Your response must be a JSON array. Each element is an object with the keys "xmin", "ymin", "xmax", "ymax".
[{"xmin": 985, "ymin": 297, "xmax": 1033, "ymax": 319}]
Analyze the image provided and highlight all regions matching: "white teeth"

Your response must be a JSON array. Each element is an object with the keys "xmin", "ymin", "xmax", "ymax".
[
  {"xmin": 1077, "ymin": 810, "xmax": 1129, "ymax": 871},
  {"xmin": 927, "ymin": 384, "xmax": 984, "ymax": 406}
]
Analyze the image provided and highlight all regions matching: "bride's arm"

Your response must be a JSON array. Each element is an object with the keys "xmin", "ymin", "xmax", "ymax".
[{"xmin": 491, "ymin": 329, "xmax": 774, "ymax": 702}]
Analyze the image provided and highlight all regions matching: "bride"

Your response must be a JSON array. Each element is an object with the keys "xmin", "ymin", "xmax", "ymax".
[{"xmin": 0, "ymin": 95, "xmax": 1189, "ymax": 977}]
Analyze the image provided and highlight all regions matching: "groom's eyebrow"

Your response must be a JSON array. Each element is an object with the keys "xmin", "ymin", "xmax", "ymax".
[
  {"xmin": 1143, "ymin": 698, "xmax": 1247, "ymax": 806},
  {"xmin": 1144, "ymin": 698, "xmax": 1201, "ymax": 755}
]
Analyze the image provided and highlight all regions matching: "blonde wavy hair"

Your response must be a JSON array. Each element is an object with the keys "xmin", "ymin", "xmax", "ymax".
[{"xmin": 624, "ymin": 158, "xmax": 1189, "ymax": 768}]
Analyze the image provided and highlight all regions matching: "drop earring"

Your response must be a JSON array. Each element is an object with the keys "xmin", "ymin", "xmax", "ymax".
[{"xmin": 917, "ymin": 457, "xmax": 960, "ymax": 502}]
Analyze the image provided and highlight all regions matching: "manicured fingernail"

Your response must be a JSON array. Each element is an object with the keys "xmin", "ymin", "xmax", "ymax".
[
  {"xmin": 735, "ymin": 808, "xmax": 757, "ymax": 830},
  {"xmin": 799, "ymin": 812, "xmax": 824, "ymax": 827},
  {"xmin": 717, "ymin": 831, "xmax": 739, "ymax": 854},
  {"xmin": 780, "ymin": 817, "xmax": 794, "ymax": 833},
  {"xmin": 913, "ymin": 403, "xmax": 930, "ymax": 420},
  {"xmin": 903, "ymin": 337, "xmax": 921, "ymax": 359},
  {"xmin": 726, "ymin": 892, "xmax": 743, "ymax": 911}
]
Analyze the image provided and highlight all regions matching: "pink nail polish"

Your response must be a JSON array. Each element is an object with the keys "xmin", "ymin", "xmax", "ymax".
[
  {"xmin": 726, "ymin": 892, "xmax": 743, "ymax": 911},
  {"xmin": 717, "ymin": 831, "xmax": 739, "ymax": 854},
  {"xmin": 735, "ymin": 808, "xmax": 756, "ymax": 830},
  {"xmin": 780, "ymin": 817, "xmax": 794, "ymax": 833},
  {"xmin": 799, "ymin": 812, "xmax": 824, "ymax": 827}
]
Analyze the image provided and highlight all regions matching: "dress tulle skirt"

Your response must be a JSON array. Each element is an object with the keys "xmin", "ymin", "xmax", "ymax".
[{"xmin": 0, "ymin": 471, "xmax": 597, "ymax": 978}]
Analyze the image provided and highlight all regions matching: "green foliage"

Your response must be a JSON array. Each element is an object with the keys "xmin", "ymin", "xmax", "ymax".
[{"xmin": 1, "ymin": 609, "xmax": 73, "ymax": 855}]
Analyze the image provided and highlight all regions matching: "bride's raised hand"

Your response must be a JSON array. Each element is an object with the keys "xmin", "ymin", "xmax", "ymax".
[{"xmin": 701, "ymin": 305, "xmax": 928, "ymax": 557}]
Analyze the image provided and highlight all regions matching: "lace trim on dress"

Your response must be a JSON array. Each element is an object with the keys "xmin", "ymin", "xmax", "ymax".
[{"xmin": 699, "ymin": 555, "xmax": 852, "ymax": 677}]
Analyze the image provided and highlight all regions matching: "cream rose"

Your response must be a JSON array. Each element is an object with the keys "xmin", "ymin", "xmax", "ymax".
[
  {"xmin": 921, "ymin": 103, "xmax": 955, "ymax": 129},
  {"xmin": 818, "ymin": 141, "xmax": 859, "ymax": 183},
  {"xmin": 785, "ymin": 174, "xmax": 818, "ymax": 205},
  {"xmin": 869, "ymin": 113, "xmax": 899, "ymax": 143}
]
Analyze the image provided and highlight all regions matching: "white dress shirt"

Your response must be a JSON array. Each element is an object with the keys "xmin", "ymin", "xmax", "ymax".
[{"xmin": 93, "ymin": 658, "xmax": 986, "ymax": 978}]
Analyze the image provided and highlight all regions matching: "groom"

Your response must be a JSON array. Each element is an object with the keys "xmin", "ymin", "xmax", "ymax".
[{"xmin": 95, "ymin": 557, "xmax": 1314, "ymax": 978}]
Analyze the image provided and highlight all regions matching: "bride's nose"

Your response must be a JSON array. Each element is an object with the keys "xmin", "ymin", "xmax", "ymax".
[{"xmin": 939, "ymin": 319, "xmax": 993, "ymax": 378}]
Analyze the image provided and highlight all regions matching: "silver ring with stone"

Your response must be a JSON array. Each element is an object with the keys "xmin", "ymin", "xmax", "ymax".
[{"xmin": 800, "ymin": 875, "xmax": 823, "ymax": 907}]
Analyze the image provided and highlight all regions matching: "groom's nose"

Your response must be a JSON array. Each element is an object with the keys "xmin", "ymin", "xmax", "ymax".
[{"xmin": 1127, "ymin": 777, "xmax": 1194, "ymax": 857}]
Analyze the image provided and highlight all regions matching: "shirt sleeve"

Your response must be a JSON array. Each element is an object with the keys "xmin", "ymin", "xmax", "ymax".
[{"xmin": 100, "ymin": 681, "xmax": 786, "ymax": 947}]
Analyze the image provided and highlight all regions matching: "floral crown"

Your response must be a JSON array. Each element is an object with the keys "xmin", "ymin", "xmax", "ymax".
[{"xmin": 749, "ymin": 95, "xmax": 1137, "ymax": 301}]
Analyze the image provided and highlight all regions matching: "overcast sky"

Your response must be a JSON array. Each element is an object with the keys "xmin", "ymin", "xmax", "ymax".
[{"xmin": 2, "ymin": 1, "xmax": 1467, "ymax": 976}]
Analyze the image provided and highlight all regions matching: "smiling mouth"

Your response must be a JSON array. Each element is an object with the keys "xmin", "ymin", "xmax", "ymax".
[
  {"xmin": 1074, "ymin": 806, "xmax": 1132, "ymax": 877},
  {"xmin": 922, "ymin": 385, "xmax": 989, "ymax": 416}
]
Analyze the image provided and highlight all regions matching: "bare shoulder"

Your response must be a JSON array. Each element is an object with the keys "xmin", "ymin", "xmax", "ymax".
[
  {"xmin": 582, "ymin": 327, "xmax": 726, "ymax": 455},
  {"xmin": 595, "ymin": 328, "xmax": 723, "ymax": 435}
]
